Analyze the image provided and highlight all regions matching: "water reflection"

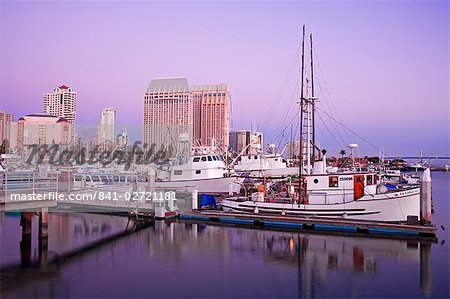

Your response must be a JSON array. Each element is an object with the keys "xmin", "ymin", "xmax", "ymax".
[{"xmin": 2, "ymin": 212, "xmax": 439, "ymax": 298}]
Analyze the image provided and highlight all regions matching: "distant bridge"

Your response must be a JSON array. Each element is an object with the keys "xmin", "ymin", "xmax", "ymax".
[{"xmin": 385, "ymin": 157, "xmax": 450, "ymax": 160}]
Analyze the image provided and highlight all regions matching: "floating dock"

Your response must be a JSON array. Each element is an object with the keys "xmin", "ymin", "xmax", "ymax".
[{"xmin": 180, "ymin": 210, "xmax": 437, "ymax": 238}]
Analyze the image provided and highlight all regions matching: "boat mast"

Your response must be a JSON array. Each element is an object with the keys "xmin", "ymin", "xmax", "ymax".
[
  {"xmin": 310, "ymin": 33, "xmax": 316, "ymax": 159},
  {"xmin": 298, "ymin": 25, "xmax": 306, "ymax": 196}
]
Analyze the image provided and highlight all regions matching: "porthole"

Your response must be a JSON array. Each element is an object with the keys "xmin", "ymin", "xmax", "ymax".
[{"xmin": 314, "ymin": 179, "xmax": 319, "ymax": 184}]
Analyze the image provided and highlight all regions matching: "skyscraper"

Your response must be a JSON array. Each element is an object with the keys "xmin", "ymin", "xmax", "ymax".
[
  {"xmin": 143, "ymin": 78, "xmax": 193, "ymax": 150},
  {"xmin": 44, "ymin": 85, "xmax": 76, "ymax": 140},
  {"xmin": 96, "ymin": 107, "xmax": 116, "ymax": 144},
  {"xmin": 192, "ymin": 84, "xmax": 230, "ymax": 152},
  {"xmin": 0, "ymin": 110, "xmax": 14, "ymax": 145}
]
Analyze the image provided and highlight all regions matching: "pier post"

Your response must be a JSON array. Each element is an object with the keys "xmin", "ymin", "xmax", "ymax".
[
  {"xmin": 419, "ymin": 168, "xmax": 432, "ymax": 224},
  {"xmin": 192, "ymin": 190, "xmax": 198, "ymax": 210},
  {"xmin": 148, "ymin": 169, "xmax": 155, "ymax": 192},
  {"xmin": 39, "ymin": 207, "xmax": 49, "ymax": 239},
  {"xmin": 20, "ymin": 212, "xmax": 33, "ymax": 266}
]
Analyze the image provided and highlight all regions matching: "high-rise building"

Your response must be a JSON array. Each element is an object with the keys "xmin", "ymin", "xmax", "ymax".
[
  {"xmin": 96, "ymin": 107, "xmax": 116, "ymax": 144},
  {"xmin": 229, "ymin": 130, "xmax": 263, "ymax": 156},
  {"xmin": 192, "ymin": 84, "xmax": 230, "ymax": 151},
  {"xmin": 0, "ymin": 110, "xmax": 14, "ymax": 145},
  {"xmin": 143, "ymin": 78, "xmax": 193, "ymax": 150},
  {"xmin": 44, "ymin": 85, "xmax": 76, "ymax": 140},
  {"xmin": 17, "ymin": 113, "xmax": 71, "ymax": 146}
]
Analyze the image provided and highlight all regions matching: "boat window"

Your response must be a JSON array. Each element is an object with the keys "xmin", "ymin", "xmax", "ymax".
[
  {"xmin": 367, "ymin": 175, "xmax": 373, "ymax": 185},
  {"xmin": 275, "ymin": 159, "xmax": 278, "ymax": 161},
  {"xmin": 193, "ymin": 157, "xmax": 200, "ymax": 162},
  {"xmin": 92, "ymin": 176, "xmax": 100, "ymax": 182},
  {"xmin": 314, "ymin": 179, "xmax": 319, "ymax": 184},
  {"xmin": 329, "ymin": 176, "xmax": 338, "ymax": 187},
  {"xmin": 208, "ymin": 156, "xmax": 212, "ymax": 161},
  {"xmin": 237, "ymin": 157, "xmax": 241, "ymax": 161},
  {"xmin": 174, "ymin": 170, "xmax": 183, "ymax": 175},
  {"xmin": 212, "ymin": 156, "xmax": 217, "ymax": 161},
  {"xmin": 196, "ymin": 170, "xmax": 201, "ymax": 174},
  {"xmin": 85, "ymin": 176, "xmax": 91, "ymax": 182},
  {"xmin": 254, "ymin": 156, "xmax": 258, "ymax": 159},
  {"xmin": 201, "ymin": 157, "xmax": 207, "ymax": 162},
  {"xmin": 74, "ymin": 175, "xmax": 82, "ymax": 181}
]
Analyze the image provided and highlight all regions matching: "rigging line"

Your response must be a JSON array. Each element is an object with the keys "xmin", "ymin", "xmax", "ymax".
[
  {"xmin": 272, "ymin": 77, "xmax": 300, "ymax": 143},
  {"xmin": 316, "ymin": 111, "xmax": 340, "ymax": 154},
  {"xmin": 316, "ymin": 106, "xmax": 390, "ymax": 156},
  {"xmin": 313, "ymin": 80, "xmax": 347, "ymax": 147},
  {"xmin": 271, "ymin": 110, "xmax": 300, "ymax": 147},
  {"xmin": 261, "ymin": 47, "xmax": 301, "ymax": 133},
  {"xmin": 316, "ymin": 82, "xmax": 349, "ymax": 147},
  {"xmin": 313, "ymin": 48, "xmax": 352, "ymax": 144}
]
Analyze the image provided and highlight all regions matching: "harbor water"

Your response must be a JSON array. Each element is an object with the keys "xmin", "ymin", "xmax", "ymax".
[{"xmin": 1, "ymin": 172, "xmax": 449, "ymax": 298}]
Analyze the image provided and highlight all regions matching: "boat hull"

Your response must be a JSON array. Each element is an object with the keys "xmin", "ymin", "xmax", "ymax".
[
  {"xmin": 155, "ymin": 176, "xmax": 242, "ymax": 194},
  {"xmin": 221, "ymin": 188, "xmax": 420, "ymax": 222}
]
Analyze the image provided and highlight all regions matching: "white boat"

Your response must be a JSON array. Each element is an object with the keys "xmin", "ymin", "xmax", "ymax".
[
  {"xmin": 233, "ymin": 153, "xmax": 299, "ymax": 177},
  {"xmin": 155, "ymin": 153, "xmax": 242, "ymax": 194},
  {"xmin": 221, "ymin": 170, "xmax": 420, "ymax": 222},
  {"xmin": 222, "ymin": 27, "xmax": 420, "ymax": 222}
]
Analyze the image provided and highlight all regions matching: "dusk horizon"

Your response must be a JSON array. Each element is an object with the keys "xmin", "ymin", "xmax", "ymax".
[{"xmin": 1, "ymin": 1, "xmax": 448, "ymax": 157}]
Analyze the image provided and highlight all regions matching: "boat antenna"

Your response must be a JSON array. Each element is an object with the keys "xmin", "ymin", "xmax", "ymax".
[
  {"xmin": 310, "ymin": 33, "xmax": 316, "ymax": 159},
  {"xmin": 298, "ymin": 25, "xmax": 306, "ymax": 198}
]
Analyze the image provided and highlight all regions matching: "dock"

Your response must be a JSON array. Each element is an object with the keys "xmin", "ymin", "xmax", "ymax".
[{"xmin": 180, "ymin": 210, "xmax": 437, "ymax": 238}]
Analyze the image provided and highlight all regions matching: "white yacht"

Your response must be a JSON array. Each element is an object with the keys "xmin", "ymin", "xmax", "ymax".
[
  {"xmin": 233, "ymin": 153, "xmax": 298, "ymax": 177},
  {"xmin": 155, "ymin": 153, "xmax": 242, "ymax": 194}
]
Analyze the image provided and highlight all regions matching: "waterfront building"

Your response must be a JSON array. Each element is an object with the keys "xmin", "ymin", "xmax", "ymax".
[
  {"xmin": 44, "ymin": 85, "xmax": 76, "ymax": 140},
  {"xmin": 229, "ymin": 130, "xmax": 263, "ymax": 156},
  {"xmin": 0, "ymin": 110, "xmax": 14, "ymax": 145},
  {"xmin": 96, "ymin": 107, "xmax": 116, "ymax": 144},
  {"xmin": 143, "ymin": 78, "xmax": 193, "ymax": 150},
  {"xmin": 17, "ymin": 113, "xmax": 71, "ymax": 146},
  {"xmin": 192, "ymin": 84, "xmax": 230, "ymax": 152}
]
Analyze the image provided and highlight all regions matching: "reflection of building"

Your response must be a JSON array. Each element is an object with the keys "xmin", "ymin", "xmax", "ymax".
[
  {"xmin": 229, "ymin": 130, "xmax": 263, "ymax": 155},
  {"xmin": 192, "ymin": 84, "xmax": 230, "ymax": 152},
  {"xmin": 0, "ymin": 110, "xmax": 14, "ymax": 144},
  {"xmin": 96, "ymin": 107, "xmax": 116, "ymax": 144},
  {"xmin": 143, "ymin": 78, "xmax": 193, "ymax": 150},
  {"xmin": 44, "ymin": 85, "xmax": 76, "ymax": 140},
  {"xmin": 17, "ymin": 113, "xmax": 71, "ymax": 145}
]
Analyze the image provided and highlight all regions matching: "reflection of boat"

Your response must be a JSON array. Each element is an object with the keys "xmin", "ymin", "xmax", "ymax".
[{"xmin": 222, "ymin": 27, "xmax": 420, "ymax": 222}]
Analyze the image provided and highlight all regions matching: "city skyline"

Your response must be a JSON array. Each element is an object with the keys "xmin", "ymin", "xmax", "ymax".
[{"xmin": 1, "ymin": 1, "xmax": 448, "ymax": 157}]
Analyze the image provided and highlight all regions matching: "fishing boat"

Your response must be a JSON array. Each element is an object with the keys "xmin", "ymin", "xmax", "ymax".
[
  {"xmin": 155, "ymin": 153, "xmax": 242, "ymax": 194},
  {"xmin": 221, "ymin": 27, "xmax": 420, "ymax": 222}
]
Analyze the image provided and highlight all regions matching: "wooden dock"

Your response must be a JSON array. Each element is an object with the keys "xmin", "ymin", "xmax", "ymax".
[{"xmin": 179, "ymin": 210, "xmax": 437, "ymax": 238}]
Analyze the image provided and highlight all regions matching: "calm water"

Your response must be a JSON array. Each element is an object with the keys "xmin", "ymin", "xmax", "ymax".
[{"xmin": 1, "ymin": 173, "xmax": 449, "ymax": 298}]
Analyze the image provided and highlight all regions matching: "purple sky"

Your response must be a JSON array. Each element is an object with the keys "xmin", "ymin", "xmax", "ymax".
[{"xmin": 1, "ymin": 1, "xmax": 448, "ymax": 156}]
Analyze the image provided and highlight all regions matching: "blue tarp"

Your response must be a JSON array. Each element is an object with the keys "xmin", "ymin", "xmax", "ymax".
[
  {"xmin": 200, "ymin": 193, "xmax": 217, "ymax": 209},
  {"xmin": 384, "ymin": 183, "xmax": 397, "ymax": 190}
]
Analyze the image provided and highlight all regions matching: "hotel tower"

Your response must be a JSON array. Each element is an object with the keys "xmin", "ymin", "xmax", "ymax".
[
  {"xmin": 44, "ymin": 85, "xmax": 76, "ymax": 140},
  {"xmin": 143, "ymin": 78, "xmax": 230, "ymax": 152}
]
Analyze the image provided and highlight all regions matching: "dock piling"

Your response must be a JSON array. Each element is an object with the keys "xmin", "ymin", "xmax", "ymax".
[{"xmin": 420, "ymin": 168, "xmax": 432, "ymax": 225}]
